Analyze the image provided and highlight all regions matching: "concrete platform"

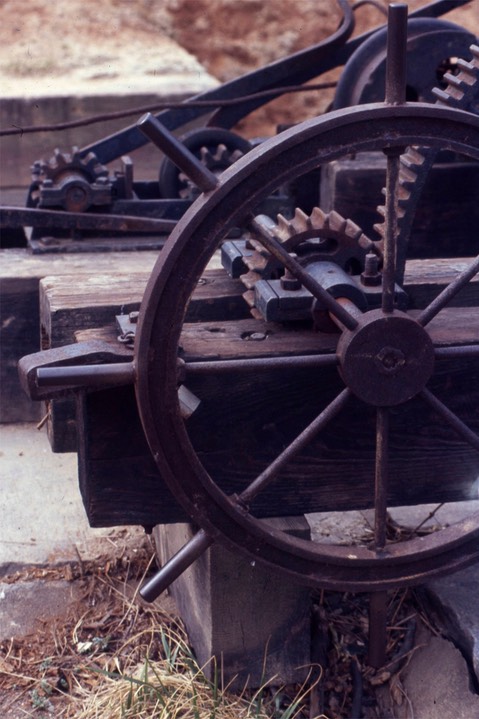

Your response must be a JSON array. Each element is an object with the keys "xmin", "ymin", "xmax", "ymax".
[
  {"xmin": 0, "ymin": 423, "xmax": 144, "ymax": 574},
  {"xmin": 0, "ymin": 36, "xmax": 219, "ymax": 187}
]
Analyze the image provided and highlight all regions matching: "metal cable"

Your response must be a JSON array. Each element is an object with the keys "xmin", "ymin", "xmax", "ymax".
[{"xmin": 0, "ymin": 82, "xmax": 336, "ymax": 137}]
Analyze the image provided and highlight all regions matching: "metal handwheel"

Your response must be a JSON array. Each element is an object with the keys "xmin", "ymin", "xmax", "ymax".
[{"xmin": 136, "ymin": 98, "xmax": 479, "ymax": 601}]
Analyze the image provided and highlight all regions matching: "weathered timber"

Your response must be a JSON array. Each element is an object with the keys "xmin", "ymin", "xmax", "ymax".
[
  {"xmin": 154, "ymin": 518, "xmax": 312, "ymax": 688},
  {"xmin": 320, "ymin": 154, "xmax": 479, "ymax": 257},
  {"xmin": 41, "ymin": 255, "xmax": 479, "ymax": 449},
  {"xmin": 41, "ymin": 265, "xmax": 248, "ymax": 451},
  {"xmin": 0, "ymin": 248, "xmax": 158, "ymax": 422},
  {"xmin": 73, "ymin": 304, "xmax": 479, "ymax": 527}
]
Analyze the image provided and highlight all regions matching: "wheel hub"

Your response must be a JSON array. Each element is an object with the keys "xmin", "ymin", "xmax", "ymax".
[{"xmin": 337, "ymin": 309, "xmax": 435, "ymax": 406}]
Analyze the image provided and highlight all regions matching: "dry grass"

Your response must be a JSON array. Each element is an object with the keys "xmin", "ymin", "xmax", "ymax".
[
  {"xmin": 0, "ymin": 536, "xmax": 319, "ymax": 718},
  {"xmin": 0, "ymin": 530, "xmax": 433, "ymax": 718}
]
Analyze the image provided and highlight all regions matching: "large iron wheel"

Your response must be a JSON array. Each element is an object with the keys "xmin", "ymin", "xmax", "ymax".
[{"xmin": 136, "ymin": 102, "xmax": 479, "ymax": 594}]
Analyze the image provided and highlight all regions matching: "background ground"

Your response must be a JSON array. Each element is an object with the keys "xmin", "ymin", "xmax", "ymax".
[{"xmin": 1, "ymin": 0, "xmax": 478, "ymax": 137}]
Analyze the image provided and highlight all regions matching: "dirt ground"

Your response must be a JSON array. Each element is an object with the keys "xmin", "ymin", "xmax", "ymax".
[{"xmin": 1, "ymin": 0, "xmax": 478, "ymax": 136}]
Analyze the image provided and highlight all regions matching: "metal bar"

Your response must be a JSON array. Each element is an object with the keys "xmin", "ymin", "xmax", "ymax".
[
  {"xmin": 382, "ymin": 152, "xmax": 400, "ymax": 314},
  {"xmin": 36, "ymin": 363, "xmax": 135, "ymax": 389},
  {"xmin": 420, "ymin": 388, "xmax": 479, "ymax": 451},
  {"xmin": 250, "ymin": 216, "xmax": 359, "ymax": 331},
  {"xmin": 418, "ymin": 255, "xmax": 479, "ymax": 327},
  {"xmin": 183, "ymin": 353, "xmax": 338, "ymax": 376},
  {"xmin": 381, "ymin": 3, "xmax": 408, "ymax": 313},
  {"xmin": 374, "ymin": 407, "xmax": 390, "ymax": 550},
  {"xmin": 435, "ymin": 345, "xmax": 479, "ymax": 359},
  {"xmin": 0, "ymin": 206, "xmax": 177, "ymax": 233},
  {"xmin": 368, "ymin": 591, "xmax": 388, "ymax": 668},
  {"xmin": 239, "ymin": 388, "xmax": 351, "ymax": 506},
  {"xmin": 138, "ymin": 113, "xmax": 219, "ymax": 192},
  {"xmin": 385, "ymin": 3, "xmax": 408, "ymax": 105},
  {"xmin": 411, "ymin": 0, "xmax": 472, "ymax": 19},
  {"xmin": 140, "ymin": 529, "xmax": 213, "ymax": 603}
]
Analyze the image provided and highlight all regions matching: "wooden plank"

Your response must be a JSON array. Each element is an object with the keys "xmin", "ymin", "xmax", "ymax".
[
  {"xmin": 320, "ymin": 155, "xmax": 479, "ymax": 258},
  {"xmin": 405, "ymin": 258, "xmax": 479, "ymax": 309},
  {"xmin": 41, "ymin": 255, "xmax": 478, "ymax": 451},
  {"xmin": 75, "ymin": 302, "xmax": 479, "ymax": 526},
  {"xmin": 40, "ymin": 268, "xmax": 248, "ymax": 348},
  {"xmin": 0, "ymin": 248, "xmax": 158, "ymax": 423},
  {"xmin": 76, "ymin": 387, "xmax": 188, "ymax": 527},
  {"xmin": 42, "ymin": 268, "xmax": 248, "ymax": 451}
]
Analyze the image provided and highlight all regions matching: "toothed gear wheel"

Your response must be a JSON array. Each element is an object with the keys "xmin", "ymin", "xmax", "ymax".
[
  {"xmin": 158, "ymin": 127, "xmax": 252, "ymax": 199},
  {"xmin": 238, "ymin": 207, "xmax": 379, "ymax": 315},
  {"xmin": 373, "ymin": 44, "xmax": 479, "ymax": 281},
  {"xmin": 30, "ymin": 147, "xmax": 110, "ymax": 213},
  {"xmin": 31, "ymin": 147, "xmax": 108, "ymax": 184},
  {"xmin": 333, "ymin": 19, "xmax": 477, "ymax": 108}
]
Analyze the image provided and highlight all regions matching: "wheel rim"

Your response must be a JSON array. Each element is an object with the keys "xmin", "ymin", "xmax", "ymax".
[{"xmin": 136, "ymin": 103, "xmax": 479, "ymax": 591}]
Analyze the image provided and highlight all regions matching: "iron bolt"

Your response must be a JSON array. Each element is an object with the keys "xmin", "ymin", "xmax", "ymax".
[
  {"xmin": 129, "ymin": 311, "xmax": 140, "ymax": 323},
  {"xmin": 280, "ymin": 265, "xmax": 301, "ymax": 291},
  {"xmin": 361, "ymin": 253, "xmax": 382, "ymax": 286}
]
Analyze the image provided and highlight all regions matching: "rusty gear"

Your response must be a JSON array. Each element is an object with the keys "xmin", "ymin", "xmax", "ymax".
[
  {"xmin": 373, "ymin": 44, "xmax": 479, "ymax": 279},
  {"xmin": 31, "ymin": 147, "xmax": 110, "ymax": 213}
]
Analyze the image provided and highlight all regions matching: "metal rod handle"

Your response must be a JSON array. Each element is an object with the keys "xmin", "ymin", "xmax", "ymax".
[
  {"xmin": 137, "ymin": 113, "xmax": 219, "ymax": 192},
  {"xmin": 140, "ymin": 529, "xmax": 213, "ymax": 603},
  {"xmin": 36, "ymin": 362, "xmax": 135, "ymax": 389},
  {"xmin": 385, "ymin": 3, "xmax": 408, "ymax": 105}
]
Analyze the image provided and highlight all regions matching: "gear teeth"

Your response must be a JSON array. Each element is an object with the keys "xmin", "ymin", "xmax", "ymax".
[
  {"xmin": 200, "ymin": 147, "xmax": 215, "ymax": 164},
  {"xmin": 343, "ymin": 218, "xmax": 363, "ymax": 242},
  {"xmin": 33, "ymin": 147, "xmax": 109, "ymax": 183},
  {"xmin": 241, "ymin": 273, "xmax": 262, "ymax": 290},
  {"xmin": 52, "ymin": 149, "xmax": 70, "ymax": 169},
  {"xmin": 326, "ymin": 210, "xmax": 346, "ymax": 235},
  {"xmin": 397, "ymin": 166, "xmax": 417, "ymax": 189},
  {"xmin": 374, "ymin": 42, "xmax": 479, "ymax": 250},
  {"xmin": 275, "ymin": 213, "xmax": 297, "ymax": 241},
  {"xmin": 199, "ymin": 143, "xmax": 245, "ymax": 172},
  {"xmin": 309, "ymin": 206, "xmax": 328, "ymax": 230},
  {"xmin": 432, "ymin": 44, "xmax": 479, "ymax": 111},
  {"xmin": 242, "ymin": 252, "xmax": 268, "ymax": 273},
  {"xmin": 214, "ymin": 144, "xmax": 232, "ymax": 164},
  {"xmin": 400, "ymin": 147, "xmax": 426, "ymax": 170},
  {"xmin": 242, "ymin": 290, "xmax": 263, "ymax": 319},
  {"xmin": 292, "ymin": 207, "xmax": 310, "ymax": 233},
  {"xmin": 247, "ymin": 237, "xmax": 269, "ymax": 256}
]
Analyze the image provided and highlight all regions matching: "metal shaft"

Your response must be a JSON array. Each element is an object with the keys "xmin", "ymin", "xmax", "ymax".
[
  {"xmin": 36, "ymin": 362, "xmax": 135, "ymax": 389},
  {"xmin": 140, "ymin": 529, "xmax": 213, "ymax": 602},
  {"xmin": 385, "ymin": 4, "xmax": 408, "ymax": 106},
  {"xmin": 137, "ymin": 113, "xmax": 219, "ymax": 192}
]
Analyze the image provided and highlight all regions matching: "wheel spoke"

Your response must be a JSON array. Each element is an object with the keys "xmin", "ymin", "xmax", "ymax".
[
  {"xmin": 238, "ymin": 388, "xmax": 351, "ymax": 506},
  {"xmin": 418, "ymin": 254, "xmax": 479, "ymax": 327},
  {"xmin": 421, "ymin": 388, "xmax": 479, "ymax": 452},
  {"xmin": 435, "ymin": 344, "xmax": 479, "ymax": 360},
  {"xmin": 182, "ymin": 353, "xmax": 338, "ymax": 376},
  {"xmin": 140, "ymin": 528, "xmax": 213, "ymax": 602},
  {"xmin": 249, "ymin": 215, "xmax": 359, "ymax": 331},
  {"xmin": 374, "ymin": 407, "xmax": 390, "ymax": 550}
]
